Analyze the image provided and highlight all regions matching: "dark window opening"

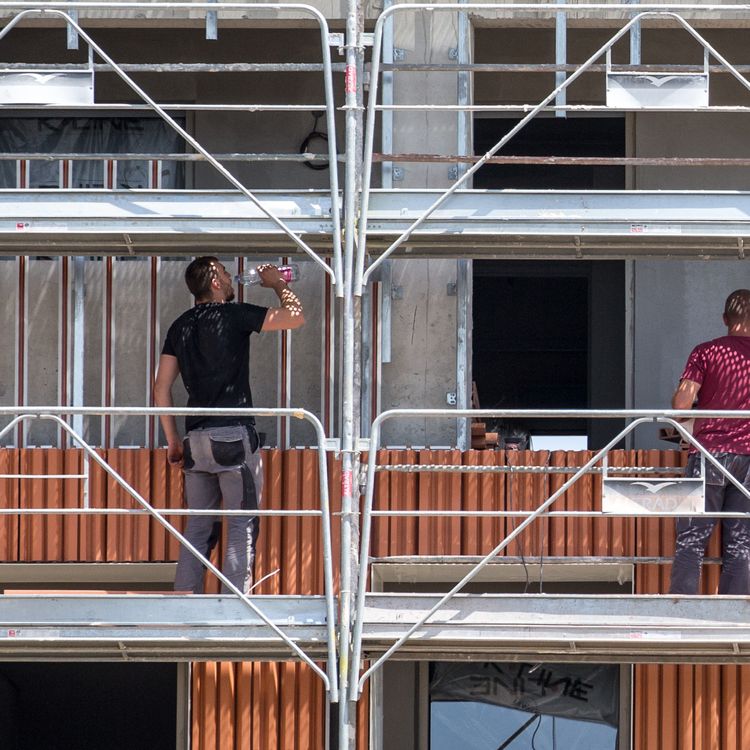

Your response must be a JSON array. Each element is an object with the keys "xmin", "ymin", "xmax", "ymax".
[
  {"xmin": 473, "ymin": 267, "xmax": 588, "ymax": 437},
  {"xmin": 473, "ymin": 117, "xmax": 625, "ymax": 190},
  {"xmin": 0, "ymin": 662, "xmax": 178, "ymax": 750},
  {"xmin": 473, "ymin": 260, "xmax": 626, "ymax": 448}
]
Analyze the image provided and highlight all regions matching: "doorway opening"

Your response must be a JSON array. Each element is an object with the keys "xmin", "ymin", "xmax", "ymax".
[
  {"xmin": 471, "ymin": 116, "xmax": 627, "ymax": 448},
  {"xmin": 472, "ymin": 260, "xmax": 625, "ymax": 449}
]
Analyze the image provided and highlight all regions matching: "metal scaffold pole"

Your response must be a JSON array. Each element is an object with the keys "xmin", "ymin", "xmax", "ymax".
[{"xmin": 338, "ymin": 0, "xmax": 365, "ymax": 745}]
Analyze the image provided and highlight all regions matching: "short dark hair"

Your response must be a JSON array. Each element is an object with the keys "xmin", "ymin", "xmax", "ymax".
[
  {"xmin": 185, "ymin": 256, "xmax": 219, "ymax": 299},
  {"xmin": 725, "ymin": 289, "xmax": 750, "ymax": 325}
]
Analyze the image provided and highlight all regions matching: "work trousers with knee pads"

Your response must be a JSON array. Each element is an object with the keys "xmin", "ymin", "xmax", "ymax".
[{"xmin": 174, "ymin": 424, "xmax": 263, "ymax": 595}]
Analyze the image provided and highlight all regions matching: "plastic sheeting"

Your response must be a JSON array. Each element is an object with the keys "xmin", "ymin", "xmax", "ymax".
[
  {"xmin": 430, "ymin": 662, "xmax": 619, "ymax": 727},
  {"xmin": 0, "ymin": 116, "xmax": 184, "ymax": 188}
]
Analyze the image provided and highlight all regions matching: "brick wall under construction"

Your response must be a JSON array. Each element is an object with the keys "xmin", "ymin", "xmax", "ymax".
[{"xmin": 0, "ymin": 446, "xmax": 746, "ymax": 750}]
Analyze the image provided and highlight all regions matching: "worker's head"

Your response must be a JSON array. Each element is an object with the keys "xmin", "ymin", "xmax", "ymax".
[
  {"xmin": 185, "ymin": 256, "xmax": 234, "ymax": 303},
  {"xmin": 723, "ymin": 289, "xmax": 750, "ymax": 332}
]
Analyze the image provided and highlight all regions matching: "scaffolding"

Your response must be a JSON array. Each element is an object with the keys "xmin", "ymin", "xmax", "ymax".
[
  {"xmin": 0, "ymin": 406, "xmax": 337, "ymax": 690},
  {"xmin": 3, "ymin": 2, "xmax": 750, "ymax": 749}
]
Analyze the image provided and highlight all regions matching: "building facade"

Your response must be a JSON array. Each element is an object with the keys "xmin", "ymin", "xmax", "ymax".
[{"xmin": 1, "ymin": 2, "xmax": 750, "ymax": 749}]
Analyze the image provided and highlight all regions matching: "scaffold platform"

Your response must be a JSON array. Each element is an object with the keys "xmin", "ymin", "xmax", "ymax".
[
  {"xmin": 12, "ymin": 592, "xmax": 748, "ymax": 664},
  {"xmin": 3, "ymin": 189, "xmax": 750, "ymax": 257},
  {"xmin": 0, "ymin": 594, "xmax": 330, "ymax": 661},
  {"xmin": 358, "ymin": 594, "xmax": 750, "ymax": 664}
]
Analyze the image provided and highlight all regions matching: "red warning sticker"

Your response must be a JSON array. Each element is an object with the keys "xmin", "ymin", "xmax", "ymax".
[
  {"xmin": 345, "ymin": 64, "xmax": 357, "ymax": 94},
  {"xmin": 342, "ymin": 469, "xmax": 353, "ymax": 498}
]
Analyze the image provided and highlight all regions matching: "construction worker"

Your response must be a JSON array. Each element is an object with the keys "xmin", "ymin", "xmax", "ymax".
[
  {"xmin": 669, "ymin": 289, "xmax": 750, "ymax": 595},
  {"xmin": 154, "ymin": 257, "xmax": 304, "ymax": 594}
]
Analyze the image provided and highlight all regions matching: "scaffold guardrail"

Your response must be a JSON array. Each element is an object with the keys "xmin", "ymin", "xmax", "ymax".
[
  {"xmin": 0, "ymin": 4, "xmax": 343, "ymax": 294},
  {"xmin": 349, "ymin": 408, "xmax": 750, "ymax": 699},
  {"xmin": 355, "ymin": 5, "xmax": 750, "ymax": 291},
  {"xmin": 0, "ymin": 405, "xmax": 338, "ymax": 700}
]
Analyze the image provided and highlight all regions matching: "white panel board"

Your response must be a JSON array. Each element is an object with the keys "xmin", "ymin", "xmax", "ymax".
[
  {"xmin": 607, "ymin": 73, "xmax": 708, "ymax": 109},
  {"xmin": 602, "ymin": 477, "xmax": 704, "ymax": 514},
  {"xmin": 0, "ymin": 71, "xmax": 94, "ymax": 105}
]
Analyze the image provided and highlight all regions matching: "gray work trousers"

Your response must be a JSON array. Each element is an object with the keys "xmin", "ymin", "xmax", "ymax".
[
  {"xmin": 174, "ymin": 425, "xmax": 263, "ymax": 595},
  {"xmin": 669, "ymin": 453, "xmax": 750, "ymax": 595}
]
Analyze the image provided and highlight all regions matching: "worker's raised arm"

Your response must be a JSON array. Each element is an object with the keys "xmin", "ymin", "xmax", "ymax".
[
  {"xmin": 258, "ymin": 264, "xmax": 305, "ymax": 331},
  {"xmin": 154, "ymin": 353, "xmax": 183, "ymax": 465}
]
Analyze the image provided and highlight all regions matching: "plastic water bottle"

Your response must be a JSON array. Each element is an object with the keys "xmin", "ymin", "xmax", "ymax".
[{"xmin": 234, "ymin": 264, "xmax": 300, "ymax": 286}]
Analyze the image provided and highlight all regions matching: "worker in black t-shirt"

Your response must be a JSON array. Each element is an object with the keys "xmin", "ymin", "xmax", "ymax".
[{"xmin": 154, "ymin": 256, "xmax": 304, "ymax": 594}]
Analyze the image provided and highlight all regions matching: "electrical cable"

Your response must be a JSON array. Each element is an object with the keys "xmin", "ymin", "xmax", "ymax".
[
  {"xmin": 300, "ymin": 112, "xmax": 329, "ymax": 170},
  {"xmin": 530, "ymin": 714, "xmax": 543, "ymax": 750}
]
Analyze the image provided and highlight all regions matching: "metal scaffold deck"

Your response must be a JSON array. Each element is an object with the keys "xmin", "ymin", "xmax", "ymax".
[
  {"xmin": 0, "ymin": 594, "xmax": 331, "ymax": 661},
  {"xmin": 358, "ymin": 594, "xmax": 750, "ymax": 664},
  {"xmin": 0, "ymin": 189, "xmax": 337, "ymax": 253},
  {"xmin": 5, "ymin": 591, "xmax": 750, "ymax": 665},
  {"xmin": 4, "ymin": 189, "xmax": 750, "ymax": 257},
  {"xmin": 364, "ymin": 190, "xmax": 750, "ymax": 257}
]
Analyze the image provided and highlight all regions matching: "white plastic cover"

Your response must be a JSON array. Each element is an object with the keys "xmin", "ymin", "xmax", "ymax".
[
  {"xmin": 606, "ymin": 73, "xmax": 709, "ymax": 109},
  {"xmin": 0, "ymin": 70, "xmax": 94, "ymax": 105}
]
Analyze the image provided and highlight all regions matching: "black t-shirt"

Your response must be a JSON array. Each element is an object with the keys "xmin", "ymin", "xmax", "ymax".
[{"xmin": 162, "ymin": 301, "xmax": 268, "ymax": 431}]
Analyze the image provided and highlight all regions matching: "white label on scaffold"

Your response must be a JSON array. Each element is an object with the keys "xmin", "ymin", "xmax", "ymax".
[{"xmin": 602, "ymin": 477, "xmax": 704, "ymax": 515}]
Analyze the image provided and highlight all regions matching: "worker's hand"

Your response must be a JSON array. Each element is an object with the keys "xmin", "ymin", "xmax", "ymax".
[
  {"xmin": 257, "ymin": 264, "xmax": 285, "ymax": 289},
  {"xmin": 167, "ymin": 438, "xmax": 184, "ymax": 467}
]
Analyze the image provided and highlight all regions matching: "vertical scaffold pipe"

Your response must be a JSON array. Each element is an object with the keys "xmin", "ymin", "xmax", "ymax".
[{"xmin": 338, "ymin": 0, "xmax": 365, "ymax": 745}]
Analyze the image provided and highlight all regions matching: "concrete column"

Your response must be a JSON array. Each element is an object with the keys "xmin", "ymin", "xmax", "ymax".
[{"xmin": 380, "ymin": 5, "xmax": 468, "ymax": 447}]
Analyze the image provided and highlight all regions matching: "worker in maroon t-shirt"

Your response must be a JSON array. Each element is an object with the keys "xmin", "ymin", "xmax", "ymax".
[{"xmin": 669, "ymin": 289, "xmax": 750, "ymax": 595}]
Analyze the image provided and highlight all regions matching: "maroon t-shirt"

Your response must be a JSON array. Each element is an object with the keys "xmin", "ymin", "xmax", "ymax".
[{"xmin": 681, "ymin": 335, "xmax": 750, "ymax": 453}]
